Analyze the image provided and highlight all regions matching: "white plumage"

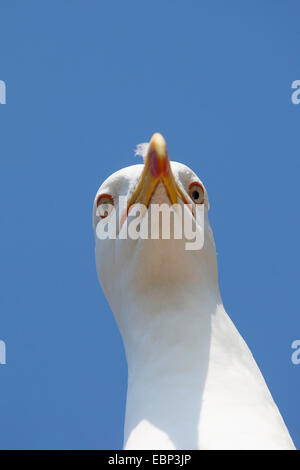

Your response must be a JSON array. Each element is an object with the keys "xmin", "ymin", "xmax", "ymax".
[{"xmin": 93, "ymin": 133, "xmax": 295, "ymax": 450}]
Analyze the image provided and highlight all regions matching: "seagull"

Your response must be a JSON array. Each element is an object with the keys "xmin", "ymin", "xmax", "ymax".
[{"xmin": 93, "ymin": 133, "xmax": 295, "ymax": 450}]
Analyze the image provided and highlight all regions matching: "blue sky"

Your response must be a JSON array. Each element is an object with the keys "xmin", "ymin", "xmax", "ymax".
[{"xmin": 0, "ymin": 1, "xmax": 299, "ymax": 449}]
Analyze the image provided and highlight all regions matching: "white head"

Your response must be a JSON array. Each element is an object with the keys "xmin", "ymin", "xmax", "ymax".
[{"xmin": 93, "ymin": 133, "xmax": 219, "ymax": 325}]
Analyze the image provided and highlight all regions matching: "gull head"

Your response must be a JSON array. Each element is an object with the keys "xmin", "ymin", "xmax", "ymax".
[{"xmin": 93, "ymin": 133, "xmax": 218, "ymax": 318}]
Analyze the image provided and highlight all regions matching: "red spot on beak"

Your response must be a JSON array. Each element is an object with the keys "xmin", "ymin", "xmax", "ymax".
[{"xmin": 149, "ymin": 149, "xmax": 170, "ymax": 178}]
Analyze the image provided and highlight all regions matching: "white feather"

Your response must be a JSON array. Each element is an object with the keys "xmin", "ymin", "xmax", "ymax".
[{"xmin": 135, "ymin": 142, "xmax": 149, "ymax": 161}]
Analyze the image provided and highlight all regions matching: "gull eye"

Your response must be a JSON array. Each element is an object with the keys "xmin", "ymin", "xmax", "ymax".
[
  {"xmin": 96, "ymin": 194, "xmax": 114, "ymax": 218},
  {"xmin": 188, "ymin": 182, "xmax": 205, "ymax": 204}
]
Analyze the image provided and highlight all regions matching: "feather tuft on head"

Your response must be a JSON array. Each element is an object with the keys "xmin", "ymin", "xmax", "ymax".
[{"xmin": 134, "ymin": 142, "xmax": 149, "ymax": 161}]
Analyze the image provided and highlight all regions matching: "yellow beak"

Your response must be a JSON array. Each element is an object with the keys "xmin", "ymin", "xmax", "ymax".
[{"xmin": 126, "ymin": 133, "xmax": 188, "ymax": 214}]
